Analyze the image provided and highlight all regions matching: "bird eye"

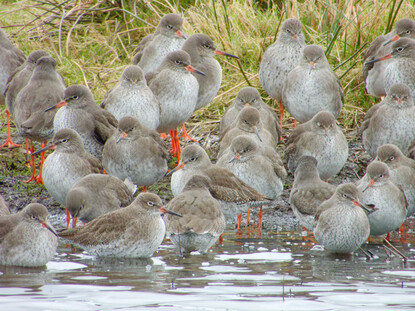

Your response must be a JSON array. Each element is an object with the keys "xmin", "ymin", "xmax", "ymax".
[
  {"xmin": 397, "ymin": 47, "xmax": 404, "ymax": 52},
  {"xmin": 72, "ymin": 95, "xmax": 79, "ymax": 100},
  {"xmin": 244, "ymin": 120, "xmax": 248, "ymax": 124},
  {"xmin": 167, "ymin": 25, "xmax": 173, "ymax": 30},
  {"xmin": 379, "ymin": 174, "xmax": 383, "ymax": 178},
  {"xmin": 147, "ymin": 201, "xmax": 154, "ymax": 206},
  {"xmin": 407, "ymin": 30, "xmax": 411, "ymax": 34},
  {"xmin": 190, "ymin": 157, "xmax": 196, "ymax": 162},
  {"xmin": 251, "ymin": 99, "xmax": 256, "ymax": 103},
  {"xmin": 31, "ymin": 215, "xmax": 37, "ymax": 220},
  {"xmin": 175, "ymin": 60, "xmax": 183, "ymax": 65},
  {"xmin": 286, "ymin": 28, "xmax": 291, "ymax": 34},
  {"xmin": 342, "ymin": 193, "xmax": 347, "ymax": 198},
  {"xmin": 389, "ymin": 156, "xmax": 395, "ymax": 161},
  {"xmin": 61, "ymin": 139, "xmax": 68, "ymax": 143}
]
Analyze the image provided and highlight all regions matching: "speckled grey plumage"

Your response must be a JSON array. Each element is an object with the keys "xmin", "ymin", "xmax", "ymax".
[
  {"xmin": 356, "ymin": 161, "xmax": 406, "ymax": 236},
  {"xmin": 59, "ymin": 193, "xmax": 171, "ymax": 258},
  {"xmin": 220, "ymin": 87, "xmax": 279, "ymax": 140},
  {"xmin": 286, "ymin": 111, "xmax": 348, "ymax": 180},
  {"xmin": 148, "ymin": 50, "xmax": 199, "ymax": 133},
  {"xmin": 219, "ymin": 106, "xmax": 276, "ymax": 158},
  {"xmin": 101, "ymin": 65, "xmax": 160, "ymax": 130},
  {"xmin": 165, "ymin": 175, "xmax": 225, "ymax": 254},
  {"xmin": 102, "ymin": 116, "xmax": 168, "ymax": 187},
  {"xmin": 313, "ymin": 183, "xmax": 371, "ymax": 254},
  {"xmin": 0, "ymin": 28, "xmax": 25, "ymax": 106},
  {"xmin": 217, "ymin": 135, "xmax": 286, "ymax": 200},
  {"xmin": 0, "ymin": 203, "xmax": 57, "ymax": 267},
  {"xmin": 361, "ymin": 83, "xmax": 415, "ymax": 158},
  {"xmin": 376, "ymin": 144, "xmax": 415, "ymax": 216},
  {"xmin": 43, "ymin": 129, "xmax": 102, "ymax": 206},
  {"xmin": 13, "ymin": 56, "xmax": 65, "ymax": 142},
  {"xmin": 289, "ymin": 156, "xmax": 336, "ymax": 231},
  {"xmin": 364, "ymin": 19, "xmax": 415, "ymax": 97},
  {"xmin": 259, "ymin": 18, "xmax": 305, "ymax": 102},
  {"xmin": 282, "ymin": 45, "xmax": 344, "ymax": 123},
  {"xmin": 52, "ymin": 85, "xmax": 118, "ymax": 160},
  {"xmin": 66, "ymin": 174, "xmax": 137, "ymax": 225},
  {"xmin": 5, "ymin": 50, "xmax": 49, "ymax": 115},
  {"xmin": 135, "ymin": 14, "xmax": 186, "ymax": 74}
]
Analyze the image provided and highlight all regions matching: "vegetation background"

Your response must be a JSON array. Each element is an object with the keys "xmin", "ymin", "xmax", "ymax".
[{"xmin": 0, "ymin": 0, "xmax": 414, "ymax": 195}]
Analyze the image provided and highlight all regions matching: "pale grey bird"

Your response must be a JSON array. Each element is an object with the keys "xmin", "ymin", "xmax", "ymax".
[
  {"xmin": 59, "ymin": 193, "xmax": 181, "ymax": 258},
  {"xmin": 102, "ymin": 116, "xmax": 168, "ymax": 189},
  {"xmin": 364, "ymin": 18, "xmax": 415, "ymax": 97},
  {"xmin": 361, "ymin": 83, "xmax": 415, "ymax": 158},
  {"xmin": 101, "ymin": 65, "xmax": 160, "ymax": 130},
  {"xmin": 46, "ymin": 84, "xmax": 118, "ymax": 160},
  {"xmin": 0, "ymin": 203, "xmax": 58, "ymax": 267},
  {"xmin": 165, "ymin": 175, "xmax": 225, "ymax": 254},
  {"xmin": 133, "ymin": 14, "xmax": 186, "ymax": 74},
  {"xmin": 313, "ymin": 183, "xmax": 374, "ymax": 254},
  {"xmin": 259, "ymin": 18, "xmax": 305, "ymax": 137},
  {"xmin": 286, "ymin": 111, "xmax": 348, "ymax": 180},
  {"xmin": 282, "ymin": 44, "xmax": 344, "ymax": 123},
  {"xmin": 356, "ymin": 161, "xmax": 406, "ymax": 236}
]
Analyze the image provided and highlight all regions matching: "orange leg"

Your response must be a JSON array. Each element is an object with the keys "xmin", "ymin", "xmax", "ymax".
[
  {"xmin": 237, "ymin": 214, "xmax": 242, "ymax": 231},
  {"xmin": 258, "ymin": 206, "xmax": 263, "ymax": 231},
  {"xmin": 247, "ymin": 207, "xmax": 251, "ymax": 224},
  {"xmin": 218, "ymin": 234, "xmax": 223, "ymax": 245},
  {"xmin": 35, "ymin": 141, "xmax": 46, "ymax": 185},
  {"xmin": 142, "ymin": 186, "xmax": 147, "ymax": 192},
  {"xmin": 160, "ymin": 133, "xmax": 167, "ymax": 139},
  {"xmin": 23, "ymin": 140, "xmax": 37, "ymax": 183},
  {"xmin": 66, "ymin": 208, "xmax": 71, "ymax": 229},
  {"xmin": 179, "ymin": 123, "xmax": 199, "ymax": 142},
  {"xmin": 294, "ymin": 120, "xmax": 297, "ymax": 128},
  {"xmin": 174, "ymin": 129, "xmax": 181, "ymax": 164},
  {"xmin": 386, "ymin": 232, "xmax": 391, "ymax": 242},
  {"xmin": 0, "ymin": 110, "xmax": 22, "ymax": 148}
]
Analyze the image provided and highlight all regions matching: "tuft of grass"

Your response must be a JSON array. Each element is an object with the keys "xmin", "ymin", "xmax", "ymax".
[{"xmin": 1, "ymin": 0, "xmax": 414, "ymax": 134}]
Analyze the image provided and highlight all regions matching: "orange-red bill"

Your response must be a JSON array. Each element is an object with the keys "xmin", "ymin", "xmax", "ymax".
[
  {"xmin": 166, "ymin": 162, "xmax": 185, "ymax": 176},
  {"xmin": 185, "ymin": 65, "xmax": 206, "ymax": 76},
  {"xmin": 365, "ymin": 54, "xmax": 392, "ymax": 65},
  {"xmin": 159, "ymin": 207, "xmax": 182, "ymax": 217},
  {"xmin": 214, "ymin": 49, "xmax": 239, "ymax": 59},
  {"xmin": 45, "ymin": 100, "xmax": 67, "ymax": 112}
]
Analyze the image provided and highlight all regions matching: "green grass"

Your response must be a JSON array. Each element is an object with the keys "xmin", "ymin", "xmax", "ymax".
[{"xmin": 1, "ymin": 0, "xmax": 415, "ymax": 132}]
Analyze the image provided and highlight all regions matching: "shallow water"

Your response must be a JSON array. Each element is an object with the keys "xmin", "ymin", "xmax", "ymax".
[{"xmin": 1, "ymin": 222, "xmax": 415, "ymax": 310}]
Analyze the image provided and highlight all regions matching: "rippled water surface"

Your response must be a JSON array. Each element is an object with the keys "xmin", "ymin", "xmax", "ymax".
[{"xmin": 1, "ymin": 223, "xmax": 415, "ymax": 310}]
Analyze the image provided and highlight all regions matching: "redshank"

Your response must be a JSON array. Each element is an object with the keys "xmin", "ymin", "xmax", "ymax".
[
  {"xmin": 165, "ymin": 175, "xmax": 225, "ymax": 254},
  {"xmin": 46, "ymin": 84, "xmax": 118, "ymax": 160},
  {"xmin": 289, "ymin": 156, "xmax": 336, "ymax": 231},
  {"xmin": 133, "ymin": 13, "xmax": 186, "ymax": 74},
  {"xmin": 356, "ymin": 161, "xmax": 407, "ymax": 236},
  {"xmin": 169, "ymin": 144, "xmax": 272, "ymax": 222},
  {"xmin": 259, "ymin": 18, "xmax": 305, "ymax": 138},
  {"xmin": 0, "ymin": 194, "xmax": 10, "ymax": 216},
  {"xmin": 66, "ymin": 173, "xmax": 137, "ymax": 227},
  {"xmin": 313, "ymin": 183, "xmax": 374, "ymax": 254},
  {"xmin": 148, "ymin": 50, "xmax": 205, "ymax": 161},
  {"xmin": 182, "ymin": 33, "xmax": 238, "ymax": 111},
  {"xmin": 219, "ymin": 87, "xmax": 280, "ymax": 141},
  {"xmin": 35, "ymin": 128, "xmax": 102, "ymax": 207},
  {"xmin": 0, "ymin": 29, "xmax": 25, "ymax": 148},
  {"xmin": 100, "ymin": 65, "xmax": 160, "ymax": 130},
  {"xmin": 219, "ymin": 106, "xmax": 276, "ymax": 158},
  {"xmin": 364, "ymin": 19, "xmax": 415, "ymax": 97},
  {"xmin": 58, "ymin": 193, "xmax": 181, "ymax": 258},
  {"xmin": 0, "ymin": 27, "xmax": 25, "ymax": 106},
  {"xmin": 217, "ymin": 135, "xmax": 286, "ymax": 200},
  {"xmin": 365, "ymin": 38, "xmax": 415, "ymax": 98},
  {"xmin": 286, "ymin": 110, "xmax": 348, "ymax": 180},
  {"xmin": 0, "ymin": 203, "xmax": 58, "ymax": 267},
  {"xmin": 13, "ymin": 56, "xmax": 65, "ymax": 183},
  {"xmin": 376, "ymin": 144, "xmax": 415, "ymax": 217},
  {"xmin": 102, "ymin": 116, "xmax": 169, "ymax": 189},
  {"xmin": 361, "ymin": 83, "xmax": 415, "ymax": 158},
  {"xmin": 282, "ymin": 44, "xmax": 344, "ymax": 123}
]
